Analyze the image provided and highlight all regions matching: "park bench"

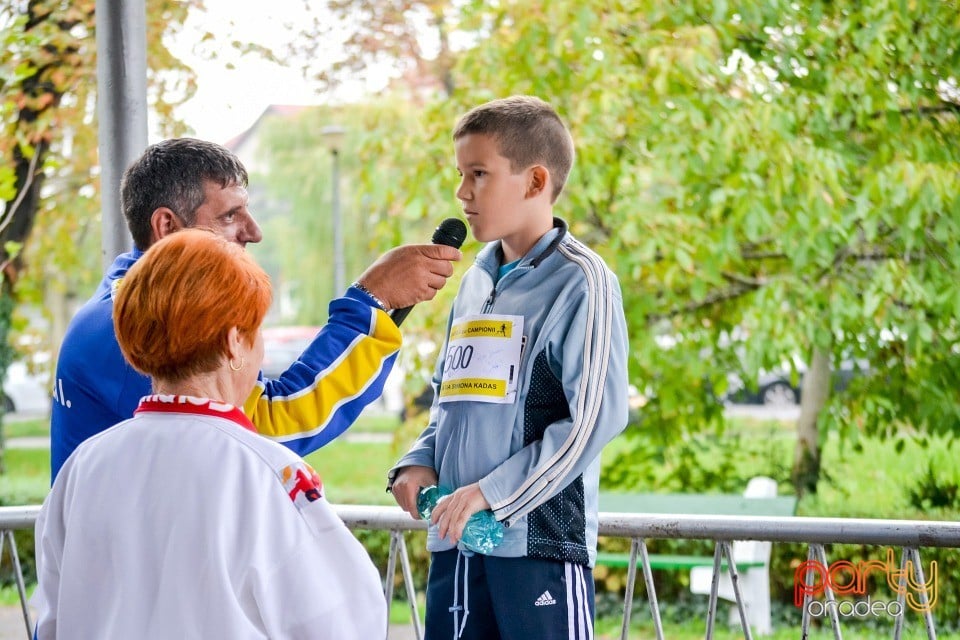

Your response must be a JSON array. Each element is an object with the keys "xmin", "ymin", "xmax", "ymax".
[{"xmin": 596, "ymin": 476, "xmax": 798, "ymax": 635}]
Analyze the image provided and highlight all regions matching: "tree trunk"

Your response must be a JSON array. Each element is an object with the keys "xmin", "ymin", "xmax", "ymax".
[{"xmin": 791, "ymin": 347, "xmax": 831, "ymax": 497}]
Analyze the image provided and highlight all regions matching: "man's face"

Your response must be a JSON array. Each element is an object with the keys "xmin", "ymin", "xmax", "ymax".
[{"xmin": 191, "ymin": 180, "xmax": 263, "ymax": 247}]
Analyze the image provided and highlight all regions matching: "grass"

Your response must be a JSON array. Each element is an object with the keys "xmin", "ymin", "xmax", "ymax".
[
  {"xmin": 803, "ymin": 431, "xmax": 960, "ymax": 519},
  {"xmin": 354, "ymin": 411, "xmax": 402, "ymax": 434},
  {"xmin": 304, "ymin": 437, "xmax": 401, "ymax": 505},
  {"xmin": 5, "ymin": 409, "xmax": 959, "ymax": 521},
  {"xmin": 389, "ymin": 596, "xmax": 425, "ymax": 625},
  {"xmin": 2, "ymin": 416, "xmax": 48, "ymax": 440},
  {"xmin": 0, "ymin": 584, "xmax": 35, "ymax": 607},
  {"xmin": 0, "ymin": 413, "xmax": 397, "ymax": 440},
  {"xmin": 0, "ymin": 449, "xmax": 49, "ymax": 504}
]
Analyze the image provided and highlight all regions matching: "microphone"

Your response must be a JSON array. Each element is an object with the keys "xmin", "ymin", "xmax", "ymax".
[{"xmin": 389, "ymin": 218, "xmax": 468, "ymax": 327}]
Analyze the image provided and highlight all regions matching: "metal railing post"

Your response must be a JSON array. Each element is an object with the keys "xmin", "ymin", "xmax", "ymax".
[
  {"xmin": 619, "ymin": 538, "xmax": 639, "ymax": 640},
  {"xmin": 617, "ymin": 538, "xmax": 664, "ymax": 640},
  {"xmin": 721, "ymin": 540, "xmax": 753, "ymax": 640},
  {"xmin": 637, "ymin": 539, "xmax": 664, "ymax": 640},
  {"xmin": 800, "ymin": 545, "xmax": 816, "ymax": 639},
  {"xmin": 397, "ymin": 534, "xmax": 422, "ymax": 640},
  {"xmin": 811, "ymin": 544, "xmax": 843, "ymax": 640},
  {"xmin": 384, "ymin": 530, "xmax": 400, "ymax": 635},
  {"xmin": 906, "ymin": 547, "xmax": 938, "ymax": 640},
  {"xmin": 2, "ymin": 530, "xmax": 31, "ymax": 639},
  {"xmin": 705, "ymin": 543, "xmax": 723, "ymax": 639}
]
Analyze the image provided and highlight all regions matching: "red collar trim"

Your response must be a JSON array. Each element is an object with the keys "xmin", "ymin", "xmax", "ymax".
[{"xmin": 134, "ymin": 395, "xmax": 256, "ymax": 433}]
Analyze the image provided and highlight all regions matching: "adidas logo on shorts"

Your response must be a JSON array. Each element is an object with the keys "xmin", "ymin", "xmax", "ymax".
[{"xmin": 534, "ymin": 590, "xmax": 557, "ymax": 606}]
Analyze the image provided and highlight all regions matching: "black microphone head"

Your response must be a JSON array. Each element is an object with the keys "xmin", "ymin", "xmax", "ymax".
[{"xmin": 432, "ymin": 218, "xmax": 468, "ymax": 249}]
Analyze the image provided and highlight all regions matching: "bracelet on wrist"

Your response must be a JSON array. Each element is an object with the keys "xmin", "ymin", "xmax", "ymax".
[{"xmin": 352, "ymin": 281, "xmax": 388, "ymax": 311}]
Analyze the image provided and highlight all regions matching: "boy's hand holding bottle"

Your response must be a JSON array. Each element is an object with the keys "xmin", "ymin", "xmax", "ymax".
[
  {"xmin": 389, "ymin": 464, "xmax": 437, "ymax": 518},
  {"xmin": 418, "ymin": 483, "xmax": 504, "ymax": 554}
]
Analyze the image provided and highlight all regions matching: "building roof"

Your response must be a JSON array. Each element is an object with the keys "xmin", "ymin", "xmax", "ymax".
[{"xmin": 223, "ymin": 104, "xmax": 312, "ymax": 152}]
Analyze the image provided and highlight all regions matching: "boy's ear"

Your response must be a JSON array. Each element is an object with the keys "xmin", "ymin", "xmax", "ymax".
[{"xmin": 526, "ymin": 165, "xmax": 549, "ymax": 199}]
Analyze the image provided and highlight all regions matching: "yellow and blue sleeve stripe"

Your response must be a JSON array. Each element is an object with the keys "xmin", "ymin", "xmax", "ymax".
[{"xmin": 243, "ymin": 293, "xmax": 401, "ymax": 455}]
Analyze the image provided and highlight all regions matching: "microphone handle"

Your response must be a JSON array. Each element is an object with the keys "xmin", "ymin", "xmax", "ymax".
[{"xmin": 389, "ymin": 305, "xmax": 413, "ymax": 327}]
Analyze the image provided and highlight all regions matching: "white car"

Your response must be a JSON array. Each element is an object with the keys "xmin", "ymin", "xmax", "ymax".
[
  {"xmin": 2, "ymin": 356, "xmax": 52, "ymax": 415},
  {"xmin": 260, "ymin": 326, "xmax": 403, "ymax": 416}
]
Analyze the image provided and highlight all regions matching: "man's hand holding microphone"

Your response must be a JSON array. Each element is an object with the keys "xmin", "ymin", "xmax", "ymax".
[{"xmin": 355, "ymin": 218, "xmax": 468, "ymax": 321}]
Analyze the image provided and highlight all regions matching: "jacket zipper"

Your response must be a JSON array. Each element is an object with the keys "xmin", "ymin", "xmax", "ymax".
[{"xmin": 482, "ymin": 287, "xmax": 496, "ymax": 313}]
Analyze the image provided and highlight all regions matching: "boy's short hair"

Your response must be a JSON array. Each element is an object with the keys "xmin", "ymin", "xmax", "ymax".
[{"xmin": 453, "ymin": 96, "xmax": 574, "ymax": 202}]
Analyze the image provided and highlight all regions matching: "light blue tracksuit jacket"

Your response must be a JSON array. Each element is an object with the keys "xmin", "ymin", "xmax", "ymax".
[{"xmin": 394, "ymin": 218, "xmax": 629, "ymax": 567}]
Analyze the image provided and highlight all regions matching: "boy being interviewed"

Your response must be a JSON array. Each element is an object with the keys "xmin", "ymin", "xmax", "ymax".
[{"xmin": 389, "ymin": 95, "xmax": 629, "ymax": 639}]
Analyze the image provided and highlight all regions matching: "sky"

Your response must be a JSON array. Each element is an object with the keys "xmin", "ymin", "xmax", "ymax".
[
  {"xmin": 168, "ymin": 0, "xmax": 329, "ymax": 144},
  {"xmin": 167, "ymin": 1, "xmax": 419, "ymax": 144}
]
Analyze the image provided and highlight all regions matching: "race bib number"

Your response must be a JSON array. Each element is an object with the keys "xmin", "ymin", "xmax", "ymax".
[{"xmin": 438, "ymin": 314, "xmax": 524, "ymax": 404}]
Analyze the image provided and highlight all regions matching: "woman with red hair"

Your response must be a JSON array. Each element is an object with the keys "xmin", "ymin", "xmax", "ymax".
[{"xmin": 33, "ymin": 229, "xmax": 386, "ymax": 639}]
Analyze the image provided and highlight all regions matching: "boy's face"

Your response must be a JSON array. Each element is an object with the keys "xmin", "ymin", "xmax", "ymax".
[{"xmin": 455, "ymin": 133, "xmax": 533, "ymax": 244}]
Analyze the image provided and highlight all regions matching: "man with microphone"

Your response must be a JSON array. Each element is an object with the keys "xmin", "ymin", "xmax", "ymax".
[{"xmin": 50, "ymin": 137, "xmax": 463, "ymax": 481}]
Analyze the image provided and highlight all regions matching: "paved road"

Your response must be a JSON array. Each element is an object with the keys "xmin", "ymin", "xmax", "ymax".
[
  {"xmin": 725, "ymin": 402, "xmax": 800, "ymax": 422},
  {"xmin": 4, "ymin": 437, "xmax": 46, "ymax": 450},
  {"xmin": 0, "ymin": 605, "xmax": 32, "ymax": 640}
]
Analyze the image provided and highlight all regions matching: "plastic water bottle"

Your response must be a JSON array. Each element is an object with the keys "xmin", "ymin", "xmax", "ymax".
[{"xmin": 417, "ymin": 485, "xmax": 505, "ymax": 554}]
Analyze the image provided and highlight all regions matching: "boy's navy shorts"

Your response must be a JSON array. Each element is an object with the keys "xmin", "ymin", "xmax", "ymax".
[{"xmin": 424, "ymin": 549, "xmax": 595, "ymax": 640}]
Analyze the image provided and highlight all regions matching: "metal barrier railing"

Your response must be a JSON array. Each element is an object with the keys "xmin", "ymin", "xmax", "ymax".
[{"xmin": 3, "ymin": 504, "xmax": 959, "ymax": 640}]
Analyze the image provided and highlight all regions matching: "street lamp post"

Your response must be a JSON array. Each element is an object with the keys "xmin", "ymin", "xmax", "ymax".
[{"xmin": 321, "ymin": 125, "xmax": 346, "ymax": 295}]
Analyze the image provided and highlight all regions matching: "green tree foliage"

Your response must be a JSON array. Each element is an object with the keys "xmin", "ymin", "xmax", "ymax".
[
  {"xmin": 251, "ymin": 105, "xmax": 403, "ymax": 324},
  {"xmin": 294, "ymin": 0, "xmax": 959, "ymax": 495},
  {"xmin": 251, "ymin": 101, "xmax": 466, "ymax": 329}
]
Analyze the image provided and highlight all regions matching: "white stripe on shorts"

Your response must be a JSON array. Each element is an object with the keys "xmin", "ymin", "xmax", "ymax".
[{"xmin": 565, "ymin": 562, "xmax": 593, "ymax": 640}]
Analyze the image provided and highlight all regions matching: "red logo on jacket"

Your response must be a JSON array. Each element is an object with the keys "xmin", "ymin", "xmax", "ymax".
[{"xmin": 281, "ymin": 464, "xmax": 323, "ymax": 503}]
